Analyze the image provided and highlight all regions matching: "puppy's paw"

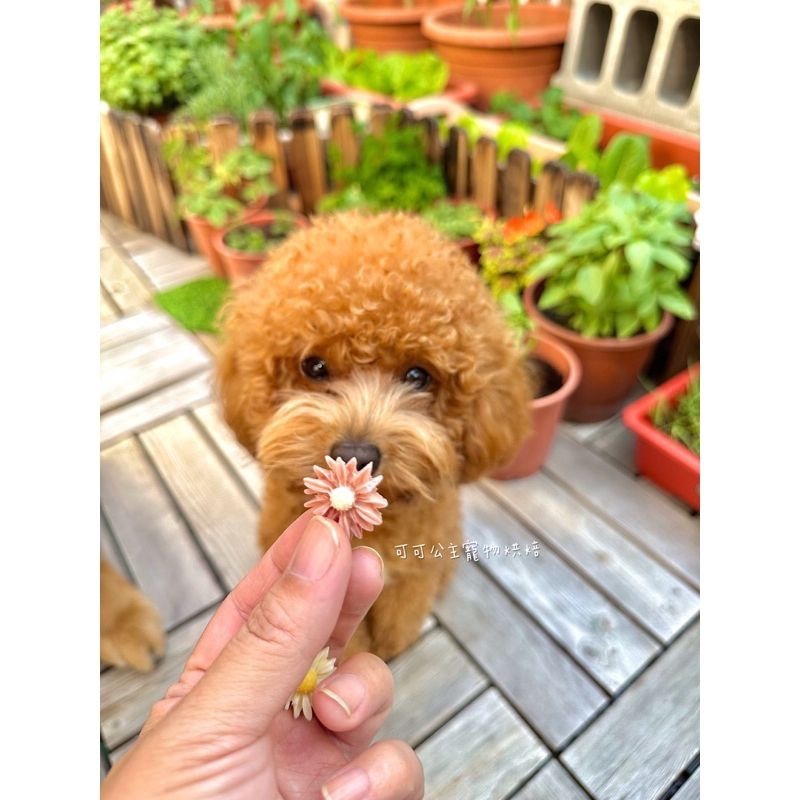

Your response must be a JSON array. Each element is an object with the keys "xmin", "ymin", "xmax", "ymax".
[{"xmin": 101, "ymin": 561, "xmax": 165, "ymax": 672}]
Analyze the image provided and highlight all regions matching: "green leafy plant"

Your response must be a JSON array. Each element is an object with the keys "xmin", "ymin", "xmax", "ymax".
[
  {"xmin": 421, "ymin": 201, "xmax": 483, "ymax": 241},
  {"xmin": 526, "ymin": 185, "xmax": 697, "ymax": 338},
  {"xmin": 490, "ymin": 86, "xmax": 583, "ymax": 142},
  {"xmin": 163, "ymin": 130, "xmax": 274, "ymax": 226},
  {"xmin": 154, "ymin": 276, "xmax": 230, "ymax": 334},
  {"xmin": 100, "ymin": 0, "xmax": 209, "ymax": 115},
  {"xmin": 180, "ymin": 0, "xmax": 329, "ymax": 125},
  {"xmin": 223, "ymin": 214, "xmax": 299, "ymax": 253},
  {"xmin": 326, "ymin": 47, "xmax": 449, "ymax": 101},
  {"xmin": 652, "ymin": 376, "xmax": 700, "ymax": 455},
  {"xmin": 633, "ymin": 164, "xmax": 692, "ymax": 202},
  {"xmin": 322, "ymin": 116, "xmax": 446, "ymax": 213}
]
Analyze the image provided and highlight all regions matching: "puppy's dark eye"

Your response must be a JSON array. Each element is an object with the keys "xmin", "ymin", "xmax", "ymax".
[
  {"xmin": 403, "ymin": 366, "xmax": 431, "ymax": 390},
  {"xmin": 301, "ymin": 356, "xmax": 330, "ymax": 381}
]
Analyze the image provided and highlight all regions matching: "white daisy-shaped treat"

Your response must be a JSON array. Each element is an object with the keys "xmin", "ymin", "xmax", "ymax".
[
  {"xmin": 285, "ymin": 646, "xmax": 337, "ymax": 721},
  {"xmin": 303, "ymin": 455, "xmax": 388, "ymax": 539}
]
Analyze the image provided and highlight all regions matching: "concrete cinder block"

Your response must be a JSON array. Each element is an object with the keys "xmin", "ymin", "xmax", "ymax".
[{"xmin": 553, "ymin": 0, "xmax": 699, "ymax": 136}]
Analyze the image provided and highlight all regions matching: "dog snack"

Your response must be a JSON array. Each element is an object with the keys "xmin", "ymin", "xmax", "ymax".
[
  {"xmin": 303, "ymin": 455, "xmax": 388, "ymax": 540},
  {"xmin": 284, "ymin": 646, "xmax": 337, "ymax": 721}
]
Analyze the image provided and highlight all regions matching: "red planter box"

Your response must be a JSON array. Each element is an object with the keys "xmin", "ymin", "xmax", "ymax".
[{"xmin": 622, "ymin": 365, "xmax": 700, "ymax": 511}]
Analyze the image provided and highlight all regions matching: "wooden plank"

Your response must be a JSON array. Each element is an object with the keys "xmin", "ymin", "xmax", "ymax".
[
  {"xmin": 100, "ymin": 285, "xmax": 119, "ymax": 325},
  {"xmin": 99, "ymin": 308, "xmax": 172, "ymax": 352},
  {"xmin": 545, "ymin": 433, "xmax": 700, "ymax": 587},
  {"xmin": 562, "ymin": 624, "xmax": 699, "ymax": 800},
  {"xmin": 534, "ymin": 161, "xmax": 568, "ymax": 214},
  {"xmin": 101, "ymin": 513, "xmax": 130, "ymax": 580},
  {"xmin": 192, "ymin": 402, "xmax": 264, "ymax": 502},
  {"xmin": 110, "ymin": 109, "xmax": 149, "ymax": 231},
  {"xmin": 130, "ymin": 246, "xmax": 211, "ymax": 291},
  {"xmin": 108, "ymin": 737, "xmax": 137, "ymax": 765},
  {"xmin": 208, "ymin": 115, "xmax": 240, "ymax": 163},
  {"xmin": 501, "ymin": 149, "xmax": 532, "ymax": 218},
  {"xmin": 445, "ymin": 126, "xmax": 469, "ymax": 200},
  {"xmin": 100, "ymin": 105, "xmax": 135, "ymax": 225},
  {"xmin": 513, "ymin": 760, "xmax": 590, "ymax": 800},
  {"xmin": 589, "ymin": 416, "xmax": 637, "ymax": 473},
  {"xmin": 100, "ymin": 326, "xmax": 211, "ymax": 413},
  {"xmin": 381, "ymin": 628, "xmax": 488, "ymax": 747},
  {"xmin": 472, "ymin": 136, "xmax": 498, "ymax": 211},
  {"xmin": 422, "ymin": 115, "xmax": 442, "ymax": 166},
  {"xmin": 100, "ymin": 370, "xmax": 214, "ymax": 447},
  {"xmin": 142, "ymin": 118, "xmax": 189, "ymax": 250},
  {"xmin": 436, "ymin": 561, "xmax": 606, "ymax": 749},
  {"xmin": 100, "ymin": 246, "xmax": 153, "ymax": 313},
  {"xmin": 250, "ymin": 109, "xmax": 289, "ymax": 204},
  {"xmin": 561, "ymin": 418, "xmax": 615, "ymax": 443},
  {"xmin": 140, "ymin": 415, "xmax": 262, "ymax": 589},
  {"xmin": 482, "ymin": 474, "xmax": 699, "ymax": 645},
  {"xmin": 369, "ymin": 103, "xmax": 392, "ymax": 136},
  {"xmin": 562, "ymin": 171, "xmax": 598, "ymax": 220},
  {"xmin": 101, "ymin": 438, "xmax": 222, "ymax": 628},
  {"xmin": 101, "ymin": 609, "xmax": 214, "ymax": 749},
  {"xmin": 672, "ymin": 770, "xmax": 700, "ymax": 800},
  {"xmin": 123, "ymin": 114, "xmax": 166, "ymax": 238},
  {"xmin": 289, "ymin": 109, "xmax": 327, "ymax": 213},
  {"xmin": 417, "ymin": 688, "xmax": 548, "ymax": 800},
  {"xmin": 328, "ymin": 104, "xmax": 359, "ymax": 186},
  {"xmin": 463, "ymin": 486, "xmax": 659, "ymax": 692}
]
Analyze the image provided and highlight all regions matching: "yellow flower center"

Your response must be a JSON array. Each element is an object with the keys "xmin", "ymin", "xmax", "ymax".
[{"xmin": 297, "ymin": 666, "xmax": 319, "ymax": 695}]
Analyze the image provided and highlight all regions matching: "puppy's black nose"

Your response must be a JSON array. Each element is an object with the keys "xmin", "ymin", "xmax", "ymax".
[{"xmin": 330, "ymin": 441, "xmax": 382, "ymax": 472}]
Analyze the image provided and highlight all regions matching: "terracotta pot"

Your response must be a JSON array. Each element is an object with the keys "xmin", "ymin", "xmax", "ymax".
[
  {"xmin": 523, "ymin": 282, "xmax": 674, "ymax": 423},
  {"xmin": 212, "ymin": 210, "xmax": 309, "ymax": 284},
  {"xmin": 319, "ymin": 75, "xmax": 478, "ymax": 107},
  {"xmin": 622, "ymin": 365, "xmax": 699, "ymax": 510},
  {"xmin": 491, "ymin": 332, "xmax": 582, "ymax": 480},
  {"xmin": 422, "ymin": 4, "xmax": 571, "ymax": 109},
  {"xmin": 184, "ymin": 197, "xmax": 269, "ymax": 277},
  {"xmin": 341, "ymin": 0, "xmax": 452, "ymax": 53}
]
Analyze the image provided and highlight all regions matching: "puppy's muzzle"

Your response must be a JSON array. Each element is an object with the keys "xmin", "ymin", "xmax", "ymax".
[{"xmin": 330, "ymin": 441, "xmax": 382, "ymax": 472}]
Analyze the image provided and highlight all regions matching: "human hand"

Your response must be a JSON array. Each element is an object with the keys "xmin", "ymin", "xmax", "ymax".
[{"xmin": 102, "ymin": 512, "xmax": 424, "ymax": 799}]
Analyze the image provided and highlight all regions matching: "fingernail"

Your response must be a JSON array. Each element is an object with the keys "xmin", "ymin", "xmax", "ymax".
[
  {"xmin": 321, "ymin": 767, "xmax": 370, "ymax": 800},
  {"xmin": 318, "ymin": 672, "xmax": 366, "ymax": 717},
  {"xmin": 354, "ymin": 545, "xmax": 384, "ymax": 577},
  {"xmin": 289, "ymin": 516, "xmax": 339, "ymax": 581}
]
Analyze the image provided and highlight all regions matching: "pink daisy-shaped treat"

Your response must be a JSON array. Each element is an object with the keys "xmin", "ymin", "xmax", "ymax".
[{"xmin": 303, "ymin": 455, "xmax": 388, "ymax": 539}]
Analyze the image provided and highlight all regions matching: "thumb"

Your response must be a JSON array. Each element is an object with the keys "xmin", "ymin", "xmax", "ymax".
[{"xmin": 170, "ymin": 514, "xmax": 351, "ymax": 738}]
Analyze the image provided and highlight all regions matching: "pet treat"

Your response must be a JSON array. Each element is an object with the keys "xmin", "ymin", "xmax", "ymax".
[
  {"xmin": 284, "ymin": 646, "xmax": 337, "ymax": 721},
  {"xmin": 303, "ymin": 455, "xmax": 388, "ymax": 540}
]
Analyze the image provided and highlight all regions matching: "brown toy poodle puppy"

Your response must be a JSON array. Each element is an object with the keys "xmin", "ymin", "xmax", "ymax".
[{"xmin": 217, "ymin": 211, "xmax": 531, "ymax": 661}]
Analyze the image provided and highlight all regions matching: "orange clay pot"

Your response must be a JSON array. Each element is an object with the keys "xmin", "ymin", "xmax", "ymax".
[
  {"xmin": 523, "ymin": 282, "xmax": 674, "ymax": 423},
  {"xmin": 341, "ymin": 0, "xmax": 454, "ymax": 53},
  {"xmin": 422, "ymin": 3, "xmax": 571, "ymax": 109},
  {"xmin": 212, "ymin": 210, "xmax": 309, "ymax": 284},
  {"xmin": 184, "ymin": 197, "xmax": 268, "ymax": 277},
  {"xmin": 491, "ymin": 332, "xmax": 582, "ymax": 480}
]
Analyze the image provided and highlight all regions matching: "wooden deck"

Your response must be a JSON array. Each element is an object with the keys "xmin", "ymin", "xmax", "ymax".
[{"xmin": 99, "ymin": 211, "xmax": 700, "ymax": 799}]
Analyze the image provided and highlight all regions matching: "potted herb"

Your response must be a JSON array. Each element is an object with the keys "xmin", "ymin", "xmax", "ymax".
[
  {"xmin": 163, "ymin": 131, "xmax": 275, "ymax": 275},
  {"xmin": 522, "ymin": 184, "xmax": 697, "ymax": 422},
  {"xmin": 212, "ymin": 210, "xmax": 309, "ymax": 283},
  {"xmin": 489, "ymin": 86, "xmax": 584, "ymax": 142},
  {"xmin": 100, "ymin": 0, "xmax": 208, "ymax": 119},
  {"xmin": 476, "ymin": 209, "xmax": 581, "ymax": 479},
  {"xmin": 321, "ymin": 46, "xmax": 477, "ymax": 105},
  {"xmin": 320, "ymin": 114, "xmax": 447, "ymax": 213},
  {"xmin": 420, "ymin": 200, "xmax": 485, "ymax": 264},
  {"xmin": 421, "ymin": 2, "xmax": 571, "ymax": 109},
  {"xmin": 622, "ymin": 366, "xmax": 699, "ymax": 510}
]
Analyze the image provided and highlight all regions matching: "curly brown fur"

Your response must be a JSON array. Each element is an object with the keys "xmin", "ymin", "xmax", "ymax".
[{"xmin": 218, "ymin": 211, "xmax": 530, "ymax": 660}]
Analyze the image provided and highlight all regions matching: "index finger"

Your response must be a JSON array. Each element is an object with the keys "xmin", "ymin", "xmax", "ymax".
[{"xmin": 184, "ymin": 510, "xmax": 316, "ymax": 672}]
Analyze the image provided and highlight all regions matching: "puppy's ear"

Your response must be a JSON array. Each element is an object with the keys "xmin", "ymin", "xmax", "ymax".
[
  {"xmin": 459, "ymin": 343, "xmax": 531, "ymax": 483},
  {"xmin": 216, "ymin": 340, "xmax": 258, "ymax": 457}
]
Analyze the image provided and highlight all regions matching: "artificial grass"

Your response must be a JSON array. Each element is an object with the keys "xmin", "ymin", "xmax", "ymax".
[{"xmin": 153, "ymin": 276, "xmax": 230, "ymax": 334}]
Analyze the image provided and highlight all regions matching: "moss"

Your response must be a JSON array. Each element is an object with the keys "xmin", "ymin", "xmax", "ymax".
[{"xmin": 153, "ymin": 277, "xmax": 230, "ymax": 334}]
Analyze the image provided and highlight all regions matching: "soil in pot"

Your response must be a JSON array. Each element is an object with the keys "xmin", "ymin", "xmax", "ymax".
[
  {"xmin": 422, "ymin": 4, "xmax": 571, "ymax": 109},
  {"xmin": 523, "ymin": 283, "xmax": 674, "ymax": 423},
  {"xmin": 491, "ymin": 332, "xmax": 581, "ymax": 480},
  {"xmin": 213, "ymin": 211, "xmax": 308, "ymax": 283}
]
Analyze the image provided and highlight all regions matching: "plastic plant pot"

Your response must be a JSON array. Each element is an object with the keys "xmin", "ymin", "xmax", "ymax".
[{"xmin": 622, "ymin": 365, "xmax": 700, "ymax": 511}]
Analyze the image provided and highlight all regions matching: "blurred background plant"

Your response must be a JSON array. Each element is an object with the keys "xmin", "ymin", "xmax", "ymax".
[{"xmin": 651, "ymin": 375, "xmax": 700, "ymax": 455}]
